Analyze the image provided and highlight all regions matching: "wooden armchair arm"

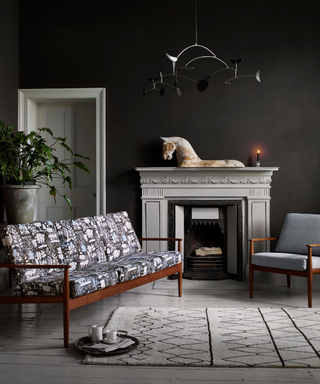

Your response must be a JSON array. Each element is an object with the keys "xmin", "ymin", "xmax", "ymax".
[
  {"xmin": 138, "ymin": 238, "xmax": 183, "ymax": 252},
  {"xmin": 306, "ymin": 245, "xmax": 320, "ymax": 269},
  {"xmin": 0, "ymin": 263, "xmax": 71, "ymax": 269},
  {"xmin": 249, "ymin": 237, "xmax": 278, "ymax": 261},
  {"xmin": 249, "ymin": 237, "xmax": 278, "ymax": 242}
]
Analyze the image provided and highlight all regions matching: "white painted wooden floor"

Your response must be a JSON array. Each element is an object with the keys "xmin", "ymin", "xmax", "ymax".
[{"xmin": 1, "ymin": 279, "xmax": 320, "ymax": 384}]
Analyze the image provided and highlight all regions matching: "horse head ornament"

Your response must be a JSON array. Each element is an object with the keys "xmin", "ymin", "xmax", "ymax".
[
  {"xmin": 161, "ymin": 137, "xmax": 245, "ymax": 168},
  {"xmin": 161, "ymin": 137, "xmax": 177, "ymax": 160}
]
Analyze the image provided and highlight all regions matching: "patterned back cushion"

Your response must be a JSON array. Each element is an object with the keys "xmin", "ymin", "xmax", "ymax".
[
  {"xmin": 94, "ymin": 211, "xmax": 141, "ymax": 261},
  {"xmin": 54, "ymin": 216, "xmax": 105, "ymax": 270},
  {"xmin": 0, "ymin": 221, "xmax": 64, "ymax": 283}
]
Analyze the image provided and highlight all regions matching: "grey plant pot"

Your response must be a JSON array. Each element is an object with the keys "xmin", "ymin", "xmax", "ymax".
[{"xmin": 0, "ymin": 184, "xmax": 41, "ymax": 224}]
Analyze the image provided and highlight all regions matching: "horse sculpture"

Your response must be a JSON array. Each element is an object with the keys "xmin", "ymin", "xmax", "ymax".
[{"xmin": 161, "ymin": 137, "xmax": 245, "ymax": 168}]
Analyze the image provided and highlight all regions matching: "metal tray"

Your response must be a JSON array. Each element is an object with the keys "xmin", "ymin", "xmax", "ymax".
[{"xmin": 75, "ymin": 335, "xmax": 139, "ymax": 356}]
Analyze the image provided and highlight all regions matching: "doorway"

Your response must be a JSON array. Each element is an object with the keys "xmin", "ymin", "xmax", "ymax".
[{"xmin": 18, "ymin": 88, "xmax": 106, "ymax": 220}]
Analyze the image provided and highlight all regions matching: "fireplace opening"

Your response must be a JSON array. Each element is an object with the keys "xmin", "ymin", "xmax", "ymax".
[
  {"xmin": 168, "ymin": 200, "xmax": 243, "ymax": 281},
  {"xmin": 183, "ymin": 206, "xmax": 229, "ymax": 280}
]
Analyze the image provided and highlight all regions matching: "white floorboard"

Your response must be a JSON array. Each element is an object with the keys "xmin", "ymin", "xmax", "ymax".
[{"xmin": 1, "ymin": 279, "xmax": 320, "ymax": 383}]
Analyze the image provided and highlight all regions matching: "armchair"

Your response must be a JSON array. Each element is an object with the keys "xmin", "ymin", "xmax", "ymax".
[{"xmin": 249, "ymin": 213, "xmax": 320, "ymax": 307}]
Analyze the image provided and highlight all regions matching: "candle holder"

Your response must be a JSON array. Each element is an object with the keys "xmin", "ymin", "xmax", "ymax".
[{"xmin": 255, "ymin": 160, "xmax": 261, "ymax": 167}]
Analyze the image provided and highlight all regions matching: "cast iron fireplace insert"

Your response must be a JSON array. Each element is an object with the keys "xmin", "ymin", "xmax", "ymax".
[{"xmin": 168, "ymin": 200, "xmax": 243, "ymax": 281}]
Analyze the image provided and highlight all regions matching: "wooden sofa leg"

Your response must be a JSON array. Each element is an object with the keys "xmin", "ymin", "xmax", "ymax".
[
  {"xmin": 287, "ymin": 275, "xmax": 291, "ymax": 288},
  {"xmin": 63, "ymin": 268, "xmax": 70, "ymax": 348},
  {"xmin": 178, "ymin": 264, "xmax": 182, "ymax": 297}
]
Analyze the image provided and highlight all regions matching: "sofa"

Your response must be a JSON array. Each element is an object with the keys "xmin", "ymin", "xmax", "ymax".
[{"xmin": 0, "ymin": 211, "xmax": 183, "ymax": 347}]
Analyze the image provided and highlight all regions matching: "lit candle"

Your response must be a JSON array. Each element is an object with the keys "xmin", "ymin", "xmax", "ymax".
[{"xmin": 257, "ymin": 150, "xmax": 260, "ymax": 162}]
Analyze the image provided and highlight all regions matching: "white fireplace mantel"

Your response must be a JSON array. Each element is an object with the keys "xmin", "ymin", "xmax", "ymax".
[{"xmin": 135, "ymin": 167, "xmax": 279, "ymax": 280}]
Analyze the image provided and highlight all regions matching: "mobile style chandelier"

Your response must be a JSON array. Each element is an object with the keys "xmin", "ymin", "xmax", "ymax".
[{"xmin": 143, "ymin": 0, "xmax": 261, "ymax": 97}]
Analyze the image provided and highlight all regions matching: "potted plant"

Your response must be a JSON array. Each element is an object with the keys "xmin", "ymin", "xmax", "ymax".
[{"xmin": 0, "ymin": 120, "xmax": 90, "ymax": 224}]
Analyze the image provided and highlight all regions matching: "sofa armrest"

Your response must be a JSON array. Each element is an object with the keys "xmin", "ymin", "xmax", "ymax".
[
  {"xmin": 138, "ymin": 238, "xmax": 183, "ymax": 252},
  {"xmin": 0, "ymin": 263, "xmax": 71, "ymax": 269},
  {"xmin": 0, "ymin": 263, "xmax": 71, "ymax": 292}
]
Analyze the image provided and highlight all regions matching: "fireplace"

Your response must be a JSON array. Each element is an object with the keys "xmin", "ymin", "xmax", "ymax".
[
  {"xmin": 168, "ymin": 200, "xmax": 243, "ymax": 280},
  {"xmin": 136, "ymin": 167, "xmax": 279, "ymax": 281}
]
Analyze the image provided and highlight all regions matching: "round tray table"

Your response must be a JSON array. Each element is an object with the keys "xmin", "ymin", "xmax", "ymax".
[{"xmin": 75, "ymin": 335, "xmax": 139, "ymax": 356}]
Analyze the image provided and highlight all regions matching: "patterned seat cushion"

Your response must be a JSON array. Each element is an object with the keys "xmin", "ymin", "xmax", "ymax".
[
  {"xmin": 14, "ymin": 272, "xmax": 65, "ymax": 296},
  {"xmin": 114, "ymin": 250, "xmax": 182, "ymax": 283},
  {"xmin": 94, "ymin": 212, "xmax": 141, "ymax": 261},
  {"xmin": 14, "ymin": 265, "xmax": 120, "ymax": 298},
  {"xmin": 54, "ymin": 217, "xmax": 105, "ymax": 270},
  {"xmin": 1, "ymin": 221, "xmax": 64, "ymax": 283}
]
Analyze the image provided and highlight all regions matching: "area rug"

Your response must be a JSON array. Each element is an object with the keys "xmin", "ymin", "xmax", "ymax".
[{"xmin": 84, "ymin": 307, "xmax": 320, "ymax": 367}]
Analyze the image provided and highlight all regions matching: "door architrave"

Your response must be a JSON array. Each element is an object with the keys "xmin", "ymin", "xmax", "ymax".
[{"xmin": 18, "ymin": 88, "xmax": 106, "ymax": 219}]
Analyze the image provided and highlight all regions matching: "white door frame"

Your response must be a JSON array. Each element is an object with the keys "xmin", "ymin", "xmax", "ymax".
[{"xmin": 18, "ymin": 88, "xmax": 106, "ymax": 217}]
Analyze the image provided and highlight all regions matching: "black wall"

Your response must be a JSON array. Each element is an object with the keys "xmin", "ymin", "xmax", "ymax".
[
  {"xmin": 0, "ymin": 0, "xmax": 19, "ymax": 220},
  {"xmin": 16, "ymin": 0, "xmax": 320, "ymax": 237},
  {"xmin": 0, "ymin": 0, "xmax": 19, "ymax": 126}
]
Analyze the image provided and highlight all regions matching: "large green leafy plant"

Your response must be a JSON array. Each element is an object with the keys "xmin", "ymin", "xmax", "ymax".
[{"xmin": 0, "ymin": 121, "xmax": 90, "ymax": 212}]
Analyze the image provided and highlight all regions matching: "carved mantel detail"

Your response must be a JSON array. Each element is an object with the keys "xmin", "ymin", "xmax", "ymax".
[{"xmin": 141, "ymin": 175, "xmax": 272, "ymax": 185}]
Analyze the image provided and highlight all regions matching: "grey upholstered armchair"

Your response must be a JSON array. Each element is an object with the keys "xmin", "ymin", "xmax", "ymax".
[{"xmin": 249, "ymin": 213, "xmax": 320, "ymax": 307}]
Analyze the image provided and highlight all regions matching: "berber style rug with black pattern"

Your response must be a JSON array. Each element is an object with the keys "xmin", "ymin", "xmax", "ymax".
[{"xmin": 84, "ymin": 307, "xmax": 320, "ymax": 367}]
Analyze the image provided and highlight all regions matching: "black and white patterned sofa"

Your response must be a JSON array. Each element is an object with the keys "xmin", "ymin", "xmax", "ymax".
[{"xmin": 0, "ymin": 211, "xmax": 182, "ymax": 347}]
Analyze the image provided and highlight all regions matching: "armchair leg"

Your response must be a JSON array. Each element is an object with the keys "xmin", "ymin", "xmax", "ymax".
[
  {"xmin": 249, "ymin": 241, "xmax": 254, "ymax": 299},
  {"xmin": 308, "ymin": 274, "xmax": 313, "ymax": 308},
  {"xmin": 249, "ymin": 265, "xmax": 254, "ymax": 299}
]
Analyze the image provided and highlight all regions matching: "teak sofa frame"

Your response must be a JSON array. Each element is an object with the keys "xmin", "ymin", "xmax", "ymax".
[
  {"xmin": 0, "ymin": 237, "xmax": 183, "ymax": 347},
  {"xmin": 249, "ymin": 237, "xmax": 320, "ymax": 308}
]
